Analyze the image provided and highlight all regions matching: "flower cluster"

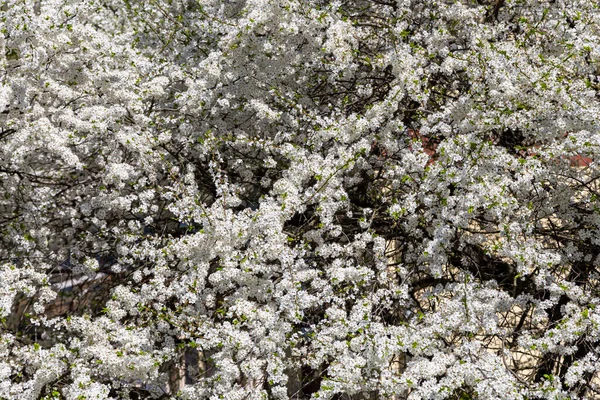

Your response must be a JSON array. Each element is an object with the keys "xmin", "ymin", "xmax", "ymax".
[{"xmin": 2, "ymin": 0, "xmax": 600, "ymax": 399}]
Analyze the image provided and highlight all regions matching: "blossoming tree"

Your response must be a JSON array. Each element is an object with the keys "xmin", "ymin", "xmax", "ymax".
[{"xmin": 2, "ymin": 0, "xmax": 600, "ymax": 398}]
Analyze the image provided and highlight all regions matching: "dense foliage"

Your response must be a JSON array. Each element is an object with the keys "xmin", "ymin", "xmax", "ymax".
[{"xmin": 2, "ymin": 0, "xmax": 600, "ymax": 398}]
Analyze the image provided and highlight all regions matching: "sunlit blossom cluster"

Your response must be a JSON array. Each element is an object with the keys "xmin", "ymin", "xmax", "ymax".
[{"xmin": 2, "ymin": 0, "xmax": 600, "ymax": 399}]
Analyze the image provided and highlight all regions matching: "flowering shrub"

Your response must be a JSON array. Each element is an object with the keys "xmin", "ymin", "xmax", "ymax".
[{"xmin": 2, "ymin": 0, "xmax": 600, "ymax": 399}]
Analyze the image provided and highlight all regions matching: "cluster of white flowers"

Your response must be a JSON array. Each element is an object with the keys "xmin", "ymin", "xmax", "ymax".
[{"xmin": 2, "ymin": 0, "xmax": 600, "ymax": 398}]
